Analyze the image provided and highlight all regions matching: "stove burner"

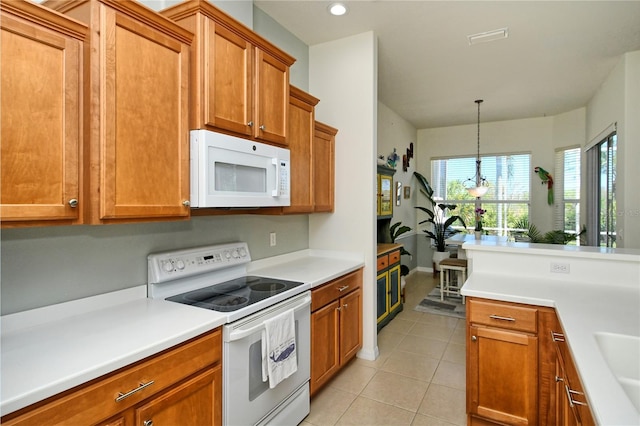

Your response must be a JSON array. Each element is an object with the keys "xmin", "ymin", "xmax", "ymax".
[
  {"xmin": 166, "ymin": 275, "xmax": 304, "ymax": 313},
  {"xmin": 210, "ymin": 295, "xmax": 249, "ymax": 312}
]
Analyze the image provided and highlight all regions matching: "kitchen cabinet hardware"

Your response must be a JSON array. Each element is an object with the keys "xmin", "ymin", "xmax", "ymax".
[
  {"xmin": 260, "ymin": 125, "xmax": 266, "ymax": 131},
  {"xmin": 338, "ymin": 285, "xmax": 350, "ymax": 292},
  {"xmin": 551, "ymin": 331, "xmax": 565, "ymax": 342},
  {"xmin": 248, "ymin": 121, "xmax": 254, "ymax": 127},
  {"xmin": 182, "ymin": 200, "xmax": 190, "ymax": 207},
  {"xmin": 555, "ymin": 375, "xmax": 564, "ymax": 382},
  {"xmin": 68, "ymin": 199, "xmax": 79, "ymax": 208},
  {"xmin": 115, "ymin": 380, "xmax": 155, "ymax": 402},
  {"xmin": 489, "ymin": 314, "xmax": 516, "ymax": 322},
  {"xmin": 565, "ymin": 385, "xmax": 588, "ymax": 407},
  {"xmin": 471, "ymin": 335, "xmax": 477, "ymax": 342},
  {"xmin": 143, "ymin": 419, "xmax": 153, "ymax": 426}
]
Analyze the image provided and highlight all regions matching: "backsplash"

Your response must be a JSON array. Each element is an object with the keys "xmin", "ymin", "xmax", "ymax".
[{"xmin": 0, "ymin": 215, "xmax": 308, "ymax": 315}]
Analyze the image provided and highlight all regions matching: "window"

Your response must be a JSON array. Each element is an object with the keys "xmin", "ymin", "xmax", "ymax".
[
  {"xmin": 586, "ymin": 131, "xmax": 616, "ymax": 247},
  {"xmin": 431, "ymin": 153, "xmax": 531, "ymax": 235},
  {"xmin": 555, "ymin": 147, "xmax": 581, "ymax": 240}
]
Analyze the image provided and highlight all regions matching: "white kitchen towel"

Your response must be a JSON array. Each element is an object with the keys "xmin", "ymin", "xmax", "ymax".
[{"xmin": 261, "ymin": 308, "xmax": 297, "ymax": 389}]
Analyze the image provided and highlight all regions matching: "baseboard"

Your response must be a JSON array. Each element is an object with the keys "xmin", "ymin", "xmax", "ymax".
[{"xmin": 356, "ymin": 345, "xmax": 379, "ymax": 361}]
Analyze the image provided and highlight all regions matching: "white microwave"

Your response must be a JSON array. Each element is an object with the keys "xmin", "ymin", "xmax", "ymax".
[{"xmin": 190, "ymin": 130, "xmax": 290, "ymax": 208}]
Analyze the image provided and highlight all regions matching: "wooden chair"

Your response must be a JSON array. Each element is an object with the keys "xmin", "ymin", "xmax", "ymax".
[{"xmin": 439, "ymin": 258, "xmax": 467, "ymax": 304}]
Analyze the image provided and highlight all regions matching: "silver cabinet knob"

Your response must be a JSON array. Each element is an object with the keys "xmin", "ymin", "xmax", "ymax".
[
  {"xmin": 143, "ymin": 420, "xmax": 153, "ymax": 426},
  {"xmin": 259, "ymin": 125, "xmax": 266, "ymax": 131},
  {"xmin": 182, "ymin": 200, "xmax": 190, "ymax": 207},
  {"xmin": 68, "ymin": 199, "xmax": 78, "ymax": 208},
  {"xmin": 247, "ymin": 121, "xmax": 254, "ymax": 127},
  {"xmin": 471, "ymin": 335, "xmax": 477, "ymax": 342}
]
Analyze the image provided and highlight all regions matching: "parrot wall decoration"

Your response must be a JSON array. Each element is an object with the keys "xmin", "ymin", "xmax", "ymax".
[{"xmin": 534, "ymin": 166, "xmax": 554, "ymax": 205}]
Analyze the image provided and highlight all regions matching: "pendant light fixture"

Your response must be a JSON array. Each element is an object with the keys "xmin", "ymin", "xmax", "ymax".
[{"xmin": 466, "ymin": 99, "xmax": 490, "ymax": 198}]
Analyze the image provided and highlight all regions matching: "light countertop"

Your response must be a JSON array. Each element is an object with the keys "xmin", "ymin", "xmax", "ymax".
[
  {"xmin": 1, "ymin": 249, "xmax": 364, "ymax": 416},
  {"xmin": 461, "ymin": 242, "xmax": 640, "ymax": 425}
]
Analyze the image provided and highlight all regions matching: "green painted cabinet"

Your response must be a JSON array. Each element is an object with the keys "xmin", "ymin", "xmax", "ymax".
[{"xmin": 376, "ymin": 246, "xmax": 403, "ymax": 331}]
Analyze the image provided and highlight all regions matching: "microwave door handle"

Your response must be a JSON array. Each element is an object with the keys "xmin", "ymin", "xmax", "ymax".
[{"xmin": 272, "ymin": 158, "xmax": 280, "ymax": 197}]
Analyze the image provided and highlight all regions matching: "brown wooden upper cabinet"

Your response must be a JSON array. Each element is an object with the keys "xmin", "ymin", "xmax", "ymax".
[
  {"xmin": 283, "ymin": 86, "xmax": 319, "ymax": 214},
  {"xmin": 45, "ymin": 0, "xmax": 193, "ymax": 224},
  {"xmin": 313, "ymin": 121, "xmax": 337, "ymax": 213},
  {"xmin": 1, "ymin": 1, "xmax": 87, "ymax": 227},
  {"xmin": 161, "ymin": 0, "xmax": 295, "ymax": 147}
]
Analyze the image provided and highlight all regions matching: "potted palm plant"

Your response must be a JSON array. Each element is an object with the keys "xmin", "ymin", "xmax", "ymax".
[
  {"xmin": 413, "ymin": 171, "xmax": 467, "ymax": 270},
  {"xmin": 389, "ymin": 221, "xmax": 412, "ymax": 277}
]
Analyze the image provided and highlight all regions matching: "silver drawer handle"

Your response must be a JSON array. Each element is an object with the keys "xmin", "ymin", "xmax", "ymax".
[
  {"xmin": 115, "ymin": 380, "xmax": 154, "ymax": 402},
  {"xmin": 551, "ymin": 331, "xmax": 565, "ymax": 342},
  {"xmin": 338, "ymin": 285, "xmax": 350, "ymax": 292},
  {"xmin": 489, "ymin": 314, "xmax": 515, "ymax": 322},
  {"xmin": 565, "ymin": 385, "xmax": 588, "ymax": 407}
]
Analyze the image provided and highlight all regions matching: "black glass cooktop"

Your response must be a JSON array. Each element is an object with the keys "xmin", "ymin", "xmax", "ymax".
[{"xmin": 166, "ymin": 276, "xmax": 304, "ymax": 312}]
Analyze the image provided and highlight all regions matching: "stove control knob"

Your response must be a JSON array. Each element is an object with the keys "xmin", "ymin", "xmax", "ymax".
[
  {"xmin": 224, "ymin": 251, "xmax": 232, "ymax": 260},
  {"xmin": 239, "ymin": 247, "xmax": 247, "ymax": 257},
  {"xmin": 232, "ymin": 249, "xmax": 240, "ymax": 258},
  {"xmin": 162, "ymin": 261, "xmax": 174, "ymax": 272},
  {"xmin": 176, "ymin": 260, "xmax": 186, "ymax": 270}
]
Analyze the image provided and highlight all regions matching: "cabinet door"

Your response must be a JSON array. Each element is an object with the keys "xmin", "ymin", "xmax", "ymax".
[
  {"xmin": 254, "ymin": 48, "xmax": 288, "ymax": 145},
  {"xmin": 388, "ymin": 264, "xmax": 401, "ymax": 312},
  {"xmin": 310, "ymin": 300, "xmax": 340, "ymax": 395},
  {"xmin": 468, "ymin": 325, "xmax": 538, "ymax": 425},
  {"xmin": 284, "ymin": 89, "xmax": 315, "ymax": 213},
  {"xmin": 313, "ymin": 122, "xmax": 336, "ymax": 212},
  {"xmin": 99, "ymin": 10, "xmax": 190, "ymax": 220},
  {"xmin": 1, "ymin": 9, "xmax": 83, "ymax": 224},
  {"xmin": 205, "ymin": 21, "xmax": 253, "ymax": 136},
  {"xmin": 339, "ymin": 289, "xmax": 362, "ymax": 364},
  {"xmin": 135, "ymin": 365, "xmax": 221, "ymax": 426},
  {"xmin": 376, "ymin": 272, "xmax": 389, "ymax": 324}
]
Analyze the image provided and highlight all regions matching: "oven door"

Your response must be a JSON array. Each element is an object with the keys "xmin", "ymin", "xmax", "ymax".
[{"xmin": 223, "ymin": 292, "xmax": 311, "ymax": 426}]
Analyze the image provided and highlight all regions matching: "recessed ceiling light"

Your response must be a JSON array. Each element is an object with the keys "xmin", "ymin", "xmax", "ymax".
[
  {"xmin": 328, "ymin": 3, "xmax": 348, "ymax": 16},
  {"xmin": 467, "ymin": 27, "xmax": 509, "ymax": 45}
]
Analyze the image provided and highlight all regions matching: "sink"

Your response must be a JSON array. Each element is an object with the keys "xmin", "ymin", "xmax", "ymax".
[{"xmin": 594, "ymin": 332, "xmax": 640, "ymax": 412}]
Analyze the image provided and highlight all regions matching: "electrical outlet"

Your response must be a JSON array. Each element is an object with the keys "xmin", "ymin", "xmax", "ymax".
[
  {"xmin": 270, "ymin": 232, "xmax": 276, "ymax": 247},
  {"xmin": 550, "ymin": 262, "xmax": 570, "ymax": 274}
]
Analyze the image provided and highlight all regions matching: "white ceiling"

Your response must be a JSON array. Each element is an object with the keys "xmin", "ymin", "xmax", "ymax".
[{"xmin": 255, "ymin": 1, "xmax": 640, "ymax": 129}]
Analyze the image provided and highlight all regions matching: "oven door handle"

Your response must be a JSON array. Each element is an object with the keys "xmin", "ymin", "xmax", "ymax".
[{"xmin": 227, "ymin": 294, "xmax": 311, "ymax": 342}]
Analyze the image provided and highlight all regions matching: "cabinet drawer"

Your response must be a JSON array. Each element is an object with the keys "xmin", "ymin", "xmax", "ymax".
[
  {"xmin": 2, "ymin": 329, "xmax": 222, "ymax": 426},
  {"xmin": 469, "ymin": 299, "xmax": 537, "ymax": 333},
  {"xmin": 377, "ymin": 254, "xmax": 388, "ymax": 271},
  {"xmin": 389, "ymin": 250, "xmax": 400, "ymax": 265},
  {"xmin": 312, "ymin": 269, "xmax": 363, "ymax": 311}
]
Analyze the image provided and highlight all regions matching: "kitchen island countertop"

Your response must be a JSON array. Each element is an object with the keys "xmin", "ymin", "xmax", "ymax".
[{"xmin": 1, "ymin": 248, "xmax": 364, "ymax": 417}]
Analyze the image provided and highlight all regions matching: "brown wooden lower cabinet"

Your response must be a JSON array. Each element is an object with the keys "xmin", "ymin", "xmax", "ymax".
[
  {"xmin": 467, "ymin": 297, "xmax": 595, "ymax": 426},
  {"xmin": 1, "ymin": 329, "xmax": 222, "ymax": 426},
  {"xmin": 310, "ymin": 268, "xmax": 363, "ymax": 396}
]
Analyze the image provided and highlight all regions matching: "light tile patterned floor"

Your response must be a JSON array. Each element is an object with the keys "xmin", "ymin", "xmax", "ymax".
[{"xmin": 301, "ymin": 272, "xmax": 467, "ymax": 426}]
